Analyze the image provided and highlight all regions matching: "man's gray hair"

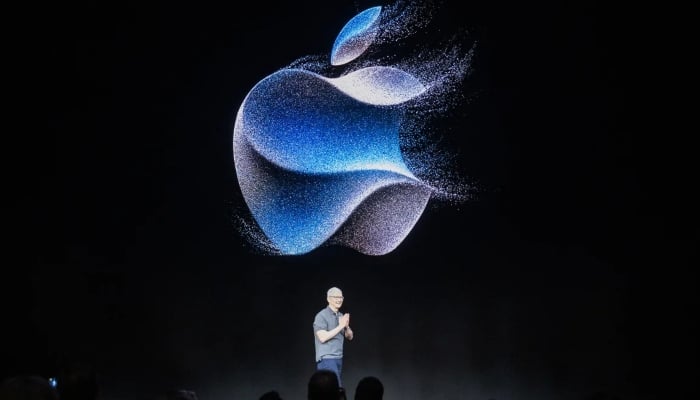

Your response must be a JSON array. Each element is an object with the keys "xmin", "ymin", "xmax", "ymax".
[{"xmin": 327, "ymin": 287, "xmax": 342, "ymax": 297}]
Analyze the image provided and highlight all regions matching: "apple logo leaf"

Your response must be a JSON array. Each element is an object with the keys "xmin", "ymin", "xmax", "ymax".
[{"xmin": 331, "ymin": 6, "xmax": 382, "ymax": 66}]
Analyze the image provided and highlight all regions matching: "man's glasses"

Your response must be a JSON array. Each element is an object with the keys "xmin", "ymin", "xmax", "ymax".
[{"xmin": 329, "ymin": 296, "xmax": 344, "ymax": 299}]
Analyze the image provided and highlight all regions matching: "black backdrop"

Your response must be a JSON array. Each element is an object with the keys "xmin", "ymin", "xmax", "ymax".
[{"xmin": 4, "ymin": 1, "xmax": 696, "ymax": 399}]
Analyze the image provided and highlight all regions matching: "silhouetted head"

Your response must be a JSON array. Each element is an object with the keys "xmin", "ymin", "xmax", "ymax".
[
  {"xmin": 0, "ymin": 375, "xmax": 60, "ymax": 400},
  {"xmin": 259, "ymin": 390, "xmax": 283, "ymax": 400},
  {"xmin": 354, "ymin": 376, "xmax": 383, "ymax": 400},
  {"xmin": 308, "ymin": 369, "xmax": 341, "ymax": 400},
  {"xmin": 57, "ymin": 361, "xmax": 99, "ymax": 400}
]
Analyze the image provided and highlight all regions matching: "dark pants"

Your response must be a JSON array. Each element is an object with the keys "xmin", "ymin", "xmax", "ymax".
[{"xmin": 317, "ymin": 357, "xmax": 343, "ymax": 387}]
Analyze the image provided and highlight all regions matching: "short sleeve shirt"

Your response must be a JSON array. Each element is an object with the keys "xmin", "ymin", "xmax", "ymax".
[{"xmin": 313, "ymin": 306, "xmax": 345, "ymax": 362}]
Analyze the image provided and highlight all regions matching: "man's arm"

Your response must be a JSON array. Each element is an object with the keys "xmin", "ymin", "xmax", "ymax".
[
  {"xmin": 316, "ymin": 313, "xmax": 350, "ymax": 343},
  {"xmin": 316, "ymin": 324, "xmax": 346, "ymax": 343},
  {"xmin": 342, "ymin": 312, "xmax": 353, "ymax": 340},
  {"xmin": 344, "ymin": 325, "xmax": 353, "ymax": 341}
]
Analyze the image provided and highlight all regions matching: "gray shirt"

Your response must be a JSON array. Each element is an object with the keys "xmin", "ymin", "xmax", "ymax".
[{"xmin": 313, "ymin": 306, "xmax": 345, "ymax": 362}]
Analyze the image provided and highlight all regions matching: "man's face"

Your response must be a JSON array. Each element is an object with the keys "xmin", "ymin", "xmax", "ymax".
[{"xmin": 327, "ymin": 291, "xmax": 344, "ymax": 310}]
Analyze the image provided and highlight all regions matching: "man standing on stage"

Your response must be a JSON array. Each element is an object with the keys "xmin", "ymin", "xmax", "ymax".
[{"xmin": 313, "ymin": 286, "xmax": 354, "ymax": 387}]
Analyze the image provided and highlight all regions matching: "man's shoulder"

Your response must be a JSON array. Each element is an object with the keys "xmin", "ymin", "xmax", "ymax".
[{"xmin": 314, "ymin": 307, "xmax": 330, "ymax": 318}]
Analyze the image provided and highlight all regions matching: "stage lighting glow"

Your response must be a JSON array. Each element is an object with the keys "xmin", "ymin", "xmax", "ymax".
[{"xmin": 233, "ymin": 1, "xmax": 473, "ymax": 255}]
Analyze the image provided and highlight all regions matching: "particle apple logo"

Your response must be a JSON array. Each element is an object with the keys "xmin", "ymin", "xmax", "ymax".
[{"xmin": 233, "ymin": 3, "xmax": 472, "ymax": 255}]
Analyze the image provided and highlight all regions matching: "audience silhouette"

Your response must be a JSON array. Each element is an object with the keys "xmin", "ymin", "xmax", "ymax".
[
  {"xmin": 259, "ymin": 389, "xmax": 283, "ymax": 400},
  {"xmin": 353, "ymin": 376, "xmax": 383, "ymax": 400},
  {"xmin": 308, "ymin": 369, "xmax": 342, "ymax": 400},
  {"xmin": 56, "ymin": 361, "xmax": 100, "ymax": 400},
  {"xmin": 0, "ymin": 374, "xmax": 60, "ymax": 400},
  {"xmin": 0, "ymin": 365, "xmax": 630, "ymax": 400}
]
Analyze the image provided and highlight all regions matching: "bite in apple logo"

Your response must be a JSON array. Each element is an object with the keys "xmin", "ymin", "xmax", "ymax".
[{"xmin": 233, "ymin": 1, "xmax": 474, "ymax": 256}]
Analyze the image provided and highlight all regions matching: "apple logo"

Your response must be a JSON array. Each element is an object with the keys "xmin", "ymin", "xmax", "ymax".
[{"xmin": 233, "ymin": 2, "xmax": 472, "ymax": 255}]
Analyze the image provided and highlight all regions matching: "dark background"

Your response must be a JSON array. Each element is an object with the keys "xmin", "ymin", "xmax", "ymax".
[{"xmin": 4, "ymin": 0, "xmax": 696, "ymax": 399}]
